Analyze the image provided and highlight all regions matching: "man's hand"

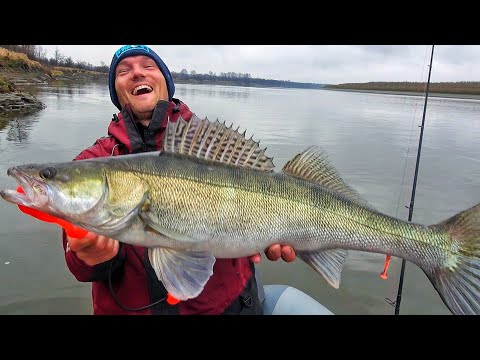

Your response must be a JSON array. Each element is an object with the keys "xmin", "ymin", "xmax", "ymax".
[
  {"xmin": 66, "ymin": 232, "xmax": 119, "ymax": 266},
  {"xmin": 249, "ymin": 244, "xmax": 296, "ymax": 264}
]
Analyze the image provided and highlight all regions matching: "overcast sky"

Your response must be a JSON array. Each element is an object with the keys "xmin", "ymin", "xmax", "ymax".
[{"xmin": 39, "ymin": 45, "xmax": 479, "ymax": 85}]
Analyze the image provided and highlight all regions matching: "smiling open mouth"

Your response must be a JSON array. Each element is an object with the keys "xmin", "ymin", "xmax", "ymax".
[{"xmin": 132, "ymin": 85, "xmax": 153, "ymax": 96}]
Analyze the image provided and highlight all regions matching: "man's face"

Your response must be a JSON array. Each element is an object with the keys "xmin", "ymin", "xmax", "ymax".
[{"xmin": 114, "ymin": 55, "xmax": 169, "ymax": 120}]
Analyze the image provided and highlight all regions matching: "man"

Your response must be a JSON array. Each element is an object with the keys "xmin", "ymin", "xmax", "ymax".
[{"xmin": 63, "ymin": 45, "xmax": 296, "ymax": 315}]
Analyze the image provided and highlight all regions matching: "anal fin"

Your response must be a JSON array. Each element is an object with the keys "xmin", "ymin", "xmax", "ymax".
[{"xmin": 298, "ymin": 249, "xmax": 348, "ymax": 289}]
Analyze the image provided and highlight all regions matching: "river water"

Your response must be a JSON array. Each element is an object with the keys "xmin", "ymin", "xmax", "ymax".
[{"xmin": 0, "ymin": 81, "xmax": 479, "ymax": 315}]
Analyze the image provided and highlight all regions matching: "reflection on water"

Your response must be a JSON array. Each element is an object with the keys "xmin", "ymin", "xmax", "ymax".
[
  {"xmin": 176, "ymin": 84, "xmax": 253, "ymax": 101},
  {"xmin": 1, "ymin": 82, "xmax": 479, "ymax": 315},
  {"xmin": 5, "ymin": 116, "xmax": 39, "ymax": 143},
  {"xmin": 0, "ymin": 111, "xmax": 42, "ymax": 156},
  {"xmin": 0, "ymin": 113, "xmax": 16, "ymax": 132}
]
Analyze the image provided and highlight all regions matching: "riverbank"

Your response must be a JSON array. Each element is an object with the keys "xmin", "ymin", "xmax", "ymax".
[
  {"xmin": 323, "ymin": 87, "xmax": 480, "ymax": 101},
  {"xmin": 2, "ymin": 63, "xmax": 480, "ymax": 116},
  {"xmin": 0, "ymin": 47, "xmax": 108, "ymax": 115},
  {"xmin": 0, "ymin": 74, "xmax": 45, "ymax": 114},
  {"xmin": 0, "ymin": 67, "xmax": 107, "ymax": 115},
  {"xmin": 0, "ymin": 91, "xmax": 46, "ymax": 114}
]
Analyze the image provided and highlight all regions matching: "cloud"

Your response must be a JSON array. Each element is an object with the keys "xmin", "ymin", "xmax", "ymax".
[{"xmin": 39, "ymin": 45, "xmax": 479, "ymax": 85}]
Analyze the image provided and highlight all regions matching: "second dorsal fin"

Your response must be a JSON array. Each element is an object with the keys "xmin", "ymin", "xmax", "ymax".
[{"xmin": 283, "ymin": 145, "xmax": 376, "ymax": 210}]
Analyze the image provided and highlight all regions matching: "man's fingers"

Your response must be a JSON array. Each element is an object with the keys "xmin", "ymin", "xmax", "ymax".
[
  {"xmin": 264, "ymin": 244, "xmax": 296, "ymax": 262},
  {"xmin": 265, "ymin": 244, "xmax": 282, "ymax": 261},
  {"xmin": 249, "ymin": 253, "xmax": 262, "ymax": 263},
  {"xmin": 112, "ymin": 239, "xmax": 120, "ymax": 255},
  {"xmin": 93, "ymin": 235, "xmax": 110, "ymax": 252},
  {"xmin": 67, "ymin": 233, "xmax": 120, "ymax": 266},
  {"xmin": 82, "ymin": 236, "xmax": 118, "ymax": 255},
  {"xmin": 67, "ymin": 233, "xmax": 119, "ymax": 257},
  {"xmin": 85, "ymin": 239, "xmax": 119, "ymax": 264},
  {"xmin": 67, "ymin": 231, "xmax": 98, "ymax": 251},
  {"xmin": 281, "ymin": 246, "xmax": 296, "ymax": 262}
]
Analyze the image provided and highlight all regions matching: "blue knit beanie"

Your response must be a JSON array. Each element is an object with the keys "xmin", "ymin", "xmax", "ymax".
[{"xmin": 108, "ymin": 45, "xmax": 175, "ymax": 110}]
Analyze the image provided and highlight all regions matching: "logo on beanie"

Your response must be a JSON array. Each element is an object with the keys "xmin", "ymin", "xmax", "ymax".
[{"xmin": 115, "ymin": 45, "xmax": 150, "ymax": 58}]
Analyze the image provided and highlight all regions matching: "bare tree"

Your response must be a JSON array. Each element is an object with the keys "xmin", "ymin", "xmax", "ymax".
[
  {"xmin": 54, "ymin": 47, "xmax": 64, "ymax": 66},
  {"xmin": 35, "ymin": 46, "xmax": 47, "ymax": 60}
]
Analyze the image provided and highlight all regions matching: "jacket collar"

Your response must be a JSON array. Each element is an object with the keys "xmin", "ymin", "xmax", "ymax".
[{"xmin": 108, "ymin": 100, "xmax": 174, "ymax": 153}]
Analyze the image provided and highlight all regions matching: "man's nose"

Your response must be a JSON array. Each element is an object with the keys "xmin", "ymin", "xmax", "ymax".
[{"xmin": 131, "ymin": 65, "xmax": 146, "ymax": 78}]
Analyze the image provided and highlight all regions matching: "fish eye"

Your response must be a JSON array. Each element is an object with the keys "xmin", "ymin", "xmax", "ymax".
[{"xmin": 40, "ymin": 167, "xmax": 57, "ymax": 179}]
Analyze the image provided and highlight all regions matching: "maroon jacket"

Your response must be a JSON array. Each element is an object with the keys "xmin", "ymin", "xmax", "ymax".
[{"xmin": 63, "ymin": 99, "xmax": 263, "ymax": 315}]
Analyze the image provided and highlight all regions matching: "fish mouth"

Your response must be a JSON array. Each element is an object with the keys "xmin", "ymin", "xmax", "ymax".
[{"xmin": 0, "ymin": 167, "xmax": 49, "ymax": 208}]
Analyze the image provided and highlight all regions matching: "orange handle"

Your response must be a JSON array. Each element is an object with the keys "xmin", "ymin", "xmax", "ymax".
[
  {"xmin": 380, "ymin": 255, "xmax": 392, "ymax": 280},
  {"xmin": 167, "ymin": 293, "xmax": 181, "ymax": 305},
  {"xmin": 16, "ymin": 186, "xmax": 88, "ymax": 239}
]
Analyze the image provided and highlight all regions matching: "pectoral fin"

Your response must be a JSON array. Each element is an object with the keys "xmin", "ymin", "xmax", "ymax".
[
  {"xmin": 298, "ymin": 249, "xmax": 348, "ymax": 289},
  {"xmin": 148, "ymin": 247, "xmax": 216, "ymax": 301}
]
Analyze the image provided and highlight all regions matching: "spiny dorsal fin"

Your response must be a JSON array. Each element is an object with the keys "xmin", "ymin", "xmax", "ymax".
[
  {"xmin": 283, "ymin": 145, "xmax": 375, "ymax": 209},
  {"xmin": 163, "ymin": 113, "xmax": 275, "ymax": 171}
]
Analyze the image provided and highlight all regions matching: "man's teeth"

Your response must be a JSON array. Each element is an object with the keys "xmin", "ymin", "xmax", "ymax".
[{"xmin": 132, "ymin": 85, "xmax": 153, "ymax": 95}]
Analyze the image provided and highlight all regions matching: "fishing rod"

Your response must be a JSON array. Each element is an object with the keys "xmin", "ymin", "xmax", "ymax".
[{"xmin": 392, "ymin": 44, "xmax": 435, "ymax": 315}]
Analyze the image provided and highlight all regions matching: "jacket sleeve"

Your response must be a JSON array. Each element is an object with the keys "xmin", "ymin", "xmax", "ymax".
[
  {"xmin": 74, "ymin": 138, "xmax": 113, "ymax": 160},
  {"xmin": 62, "ymin": 138, "xmax": 125, "ymax": 283}
]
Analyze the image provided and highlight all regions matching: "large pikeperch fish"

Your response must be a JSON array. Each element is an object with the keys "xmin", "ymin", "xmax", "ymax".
[{"xmin": 1, "ymin": 114, "xmax": 479, "ymax": 315}]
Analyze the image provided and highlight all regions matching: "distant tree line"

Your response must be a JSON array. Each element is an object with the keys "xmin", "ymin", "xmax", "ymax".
[
  {"xmin": 174, "ymin": 68, "xmax": 325, "ymax": 89},
  {"xmin": 325, "ymin": 81, "xmax": 480, "ymax": 95},
  {"xmin": 0, "ymin": 45, "xmax": 325, "ymax": 90}
]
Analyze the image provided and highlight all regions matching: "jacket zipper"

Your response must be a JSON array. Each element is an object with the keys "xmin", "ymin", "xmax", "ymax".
[{"xmin": 142, "ymin": 129, "xmax": 148, "ymax": 151}]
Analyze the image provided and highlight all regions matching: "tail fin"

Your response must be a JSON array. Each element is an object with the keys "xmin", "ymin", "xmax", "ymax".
[{"xmin": 429, "ymin": 203, "xmax": 480, "ymax": 315}]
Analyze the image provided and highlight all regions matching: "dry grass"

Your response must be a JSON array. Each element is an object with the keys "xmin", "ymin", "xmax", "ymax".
[
  {"xmin": 0, "ymin": 48, "xmax": 47, "ymax": 72},
  {"xmin": 0, "ymin": 76, "xmax": 15, "ymax": 93},
  {"xmin": 52, "ymin": 66, "xmax": 105, "ymax": 76}
]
